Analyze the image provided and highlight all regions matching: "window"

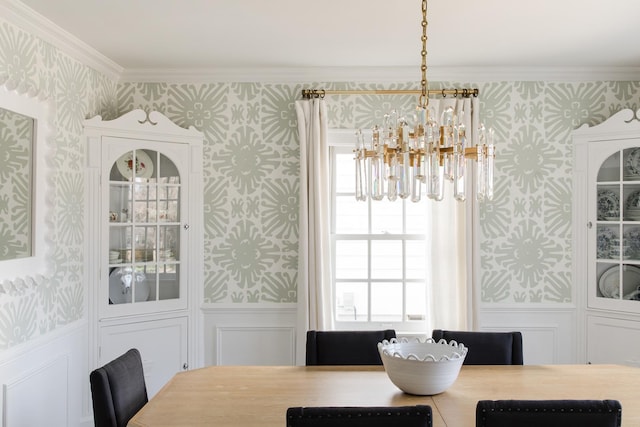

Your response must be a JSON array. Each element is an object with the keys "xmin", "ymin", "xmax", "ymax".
[{"xmin": 330, "ymin": 131, "xmax": 430, "ymax": 333}]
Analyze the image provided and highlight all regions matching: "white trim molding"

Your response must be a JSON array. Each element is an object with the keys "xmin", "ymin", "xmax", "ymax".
[{"xmin": 0, "ymin": 0, "xmax": 122, "ymax": 81}]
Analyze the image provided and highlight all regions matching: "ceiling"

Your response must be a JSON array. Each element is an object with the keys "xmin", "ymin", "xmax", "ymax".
[{"xmin": 15, "ymin": 0, "xmax": 640, "ymax": 80}]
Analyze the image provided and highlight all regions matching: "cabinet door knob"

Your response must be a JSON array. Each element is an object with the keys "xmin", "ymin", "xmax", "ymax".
[
  {"xmin": 183, "ymin": 224, "xmax": 190, "ymax": 230},
  {"xmin": 587, "ymin": 221, "xmax": 593, "ymax": 229},
  {"xmin": 183, "ymin": 363, "xmax": 189, "ymax": 370}
]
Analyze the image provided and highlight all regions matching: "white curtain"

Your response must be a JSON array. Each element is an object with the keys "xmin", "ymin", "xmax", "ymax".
[
  {"xmin": 294, "ymin": 96, "xmax": 479, "ymax": 363},
  {"xmin": 427, "ymin": 97, "xmax": 479, "ymax": 331},
  {"xmin": 295, "ymin": 98, "xmax": 332, "ymax": 365}
]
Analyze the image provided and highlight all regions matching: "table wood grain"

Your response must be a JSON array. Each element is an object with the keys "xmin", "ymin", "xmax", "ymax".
[{"xmin": 128, "ymin": 364, "xmax": 640, "ymax": 426}]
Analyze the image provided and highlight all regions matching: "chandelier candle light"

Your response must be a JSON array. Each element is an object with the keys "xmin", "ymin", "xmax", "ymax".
[{"xmin": 354, "ymin": 0, "xmax": 495, "ymax": 203}]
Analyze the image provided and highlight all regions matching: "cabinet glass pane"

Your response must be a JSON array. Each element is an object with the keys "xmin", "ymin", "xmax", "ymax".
[
  {"xmin": 596, "ymin": 224, "xmax": 618, "ymax": 259},
  {"xmin": 108, "ymin": 266, "xmax": 149, "ymax": 305},
  {"xmin": 597, "ymin": 263, "xmax": 640, "ymax": 301},
  {"xmin": 624, "ymin": 184, "xmax": 640, "ymax": 220},
  {"xmin": 110, "ymin": 150, "xmax": 155, "ymax": 182},
  {"xmin": 597, "ymin": 185, "xmax": 620, "ymax": 221},
  {"xmin": 158, "ymin": 225, "xmax": 179, "ymax": 261},
  {"xmin": 109, "ymin": 184, "xmax": 132, "ymax": 223},
  {"xmin": 159, "ymin": 264, "xmax": 180, "ymax": 300},
  {"xmin": 134, "ymin": 226, "xmax": 155, "ymax": 262},
  {"xmin": 157, "ymin": 185, "xmax": 180, "ymax": 223},
  {"xmin": 158, "ymin": 153, "xmax": 180, "ymax": 184},
  {"xmin": 109, "ymin": 226, "xmax": 132, "ymax": 264},
  {"xmin": 133, "ymin": 183, "xmax": 156, "ymax": 222},
  {"xmin": 597, "ymin": 151, "xmax": 620, "ymax": 182},
  {"xmin": 623, "ymin": 224, "xmax": 640, "ymax": 261},
  {"xmin": 623, "ymin": 148, "xmax": 640, "ymax": 181}
]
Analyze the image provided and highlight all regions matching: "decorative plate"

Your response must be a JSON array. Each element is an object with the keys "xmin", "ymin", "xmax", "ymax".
[
  {"xmin": 624, "ymin": 227, "xmax": 640, "ymax": 257},
  {"xmin": 597, "ymin": 227, "xmax": 616, "ymax": 259},
  {"xmin": 109, "ymin": 267, "xmax": 149, "ymax": 304},
  {"xmin": 597, "ymin": 189, "xmax": 619, "ymax": 219},
  {"xmin": 625, "ymin": 148, "xmax": 640, "ymax": 177},
  {"xmin": 626, "ymin": 190, "xmax": 640, "ymax": 211},
  {"xmin": 116, "ymin": 150, "xmax": 153, "ymax": 180},
  {"xmin": 598, "ymin": 265, "xmax": 640, "ymax": 299}
]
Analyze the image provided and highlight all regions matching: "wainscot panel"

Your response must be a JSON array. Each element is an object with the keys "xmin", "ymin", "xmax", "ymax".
[
  {"xmin": 0, "ymin": 321, "xmax": 90, "ymax": 426},
  {"xmin": 475, "ymin": 306, "xmax": 577, "ymax": 364},
  {"xmin": 202, "ymin": 304, "xmax": 297, "ymax": 366}
]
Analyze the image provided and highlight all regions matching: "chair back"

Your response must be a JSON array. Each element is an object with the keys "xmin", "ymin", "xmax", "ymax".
[
  {"xmin": 287, "ymin": 405, "xmax": 432, "ymax": 427},
  {"xmin": 432, "ymin": 330, "xmax": 523, "ymax": 365},
  {"xmin": 476, "ymin": 399, "xmax": 622, "ymax": 427},
  {"xmin": 90, "ymin": 348, "xmax": 148, "ymax": 427},
  {"xmin": 305, "ymin": 330, "xmax": 396, "ymax": 365}
]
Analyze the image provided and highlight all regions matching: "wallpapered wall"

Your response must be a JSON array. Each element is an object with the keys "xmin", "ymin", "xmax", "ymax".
[
  {"xmin": 1, "ymin": 15, "xmax": 640, "ymax": 351},
  {"xmin": 121, "ymin": 80, "xmax": 640, "ymax": 306},
  {"xmin": 0, "ymin": 19, "xmax": 117, "ymax": 350}
]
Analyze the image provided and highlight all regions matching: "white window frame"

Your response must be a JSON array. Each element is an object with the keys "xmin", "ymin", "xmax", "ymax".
[{"xmin": 329, "ymin": 129, "xmax": 429, "ymax": 333}]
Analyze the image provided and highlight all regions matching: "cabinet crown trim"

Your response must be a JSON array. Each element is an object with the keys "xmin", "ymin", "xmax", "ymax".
[
  {"xmin": 84, "ymin": 109, "xmax": 203, "ymax": 139},
  {"xmin": 574, "ymin": 108, "xmax": 640, "ymax": 136}
]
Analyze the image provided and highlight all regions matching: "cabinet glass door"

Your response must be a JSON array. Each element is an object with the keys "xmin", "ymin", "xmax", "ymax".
[
  {"xmin": 595, "ymin": 148, "xmax": 640, "ymax": 304},
  {"xmin": 104, "ymin": 143, "xmax": 188, "ymax": 315}
]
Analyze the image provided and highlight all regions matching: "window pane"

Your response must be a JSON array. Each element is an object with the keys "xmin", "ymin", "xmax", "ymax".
[
  {"xmin": 406, "ymin": 240, "xmax": 427, "ymax": 279},
  {"xmin": 335, "ymin": 282, "xmax": 368, "ymax": 322},
  {"xmin": 371, "ymin": 282, "xmax": 402, "ymax": 322},
  {"xmin": 371, "ymin": 199, "xmax": 403, "ymax": 234},
  {"xmin": 406, "ymin": 282, "xmax": 427, "ymax": 321},
  {"xmin": 406, "ymin": 201, "xmax": 428, "ymax": 234},
  {"xmin": 335, "ymin": 152, "xmax": 355, "ymax": 194},
  {"xmin": 335, "ymin": 240, "xmax": 367, "ymax": 279},
  {"xmin": 335, "ymin": 196, "xmax": 368, "ymax": 233},
  {"xmin": 371, "ymin": 240, "xmax": 402, "ymax": 279}
]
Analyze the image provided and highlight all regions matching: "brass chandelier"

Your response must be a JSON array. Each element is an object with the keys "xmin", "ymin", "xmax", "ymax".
[{"xmin": 354, "ymin": 0, "xmax": 495, "ymax": 203}]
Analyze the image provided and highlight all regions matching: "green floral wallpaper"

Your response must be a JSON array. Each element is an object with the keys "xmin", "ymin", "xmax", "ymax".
[
  {"xmin": 1, "ymin": 14, "xmax": 639, "ymax": 352},
  {"xmin": 0, "ymin": 18, "xmax": 117, "ymax": 350},
  {"xmin": 121, "ymin": 80, "xmax": 640, "ymax": 305}
]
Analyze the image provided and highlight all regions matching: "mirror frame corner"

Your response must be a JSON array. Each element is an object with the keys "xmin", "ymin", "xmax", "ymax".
[{"xmin": 0, "ymin": 82, "xmax": 54, "ymax": 284}]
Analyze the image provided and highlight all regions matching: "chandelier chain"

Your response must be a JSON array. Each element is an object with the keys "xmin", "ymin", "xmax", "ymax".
[{"xmin": 420, "ymin": 0, "xmax": 428, "ymax": 108}]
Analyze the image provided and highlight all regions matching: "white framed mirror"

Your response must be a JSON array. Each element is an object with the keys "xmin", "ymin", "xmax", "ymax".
[{"xmin": 0, "ymin": 83, "xmax": 53, "ymax": 282}]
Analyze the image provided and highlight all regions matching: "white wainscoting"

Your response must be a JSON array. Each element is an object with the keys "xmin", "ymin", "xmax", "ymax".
[
  {"xmin": 202, "ymin": 304, "xmax": 297, "ymax": 366},
  {"xmin": 202, "ymin": 304, "xmax": 578, "ymax": 366},
  {"xmin": 0, "ymin": 321, "xmax": 90, "ymax": 427},
  {"xmin": 475, "ymin": 306, "xmax": 578, "ymax": 364},
  {"xmin": 3, "ymin": 355, "xmax": 67, "ymax": 427}
]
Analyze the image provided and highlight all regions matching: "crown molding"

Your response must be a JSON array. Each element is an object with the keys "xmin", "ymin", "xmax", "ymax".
[
  {"xmin": 0, "ymin": 0, "xmax": 123, "ymax": 81},
  {"xmin": 120, "ymin": 65, "xmax": 640, "ymax": 84}
]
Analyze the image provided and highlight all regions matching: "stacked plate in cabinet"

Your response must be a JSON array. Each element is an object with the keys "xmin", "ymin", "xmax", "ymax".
[
  {"xmin": 597, "ymin": 189, "xmax": 619, "ymax": 220},
  {"xmin": 627, "ymin": 190, "xmax": 640, "ymax": 220}
]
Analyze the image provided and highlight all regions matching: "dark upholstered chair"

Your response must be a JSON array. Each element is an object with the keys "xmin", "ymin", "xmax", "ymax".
[
  {"xmin": 287, "ymin": 405, "xmax": 432, "ymax": 427},
  {"xmin": 305, "ymin": 330, "xmax": 396, "ymax": 365},
  {"xmin": 476, "ymin": 399, "xmax": 622, "ymax": 427},
  {"xmin": 432, "ymin": 329, "xmax": 523, "ymax": 365},
  {"xmin": 90, "ymin": 348, "xmax": 148, "ymax": 427}
]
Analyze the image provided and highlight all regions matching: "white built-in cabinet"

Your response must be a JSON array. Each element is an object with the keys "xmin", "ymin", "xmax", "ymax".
[
  {"xmin": 84, "ymin": 110, "xmax": 204, "ymax": 396},
  {"xmin": 573, "ymin": 109, "xmax": 640, "ymax": 366}
]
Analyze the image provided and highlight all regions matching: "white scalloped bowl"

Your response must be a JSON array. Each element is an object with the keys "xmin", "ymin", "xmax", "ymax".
[{"xmin": 378, "ymin": 337, "xmax": 467, "ymax": 395}]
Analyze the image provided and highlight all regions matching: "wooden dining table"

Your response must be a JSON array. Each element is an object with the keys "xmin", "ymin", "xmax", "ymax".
[{"xmin": 128, "ymin": 364, "xmax": 640, "ymax": 426}]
